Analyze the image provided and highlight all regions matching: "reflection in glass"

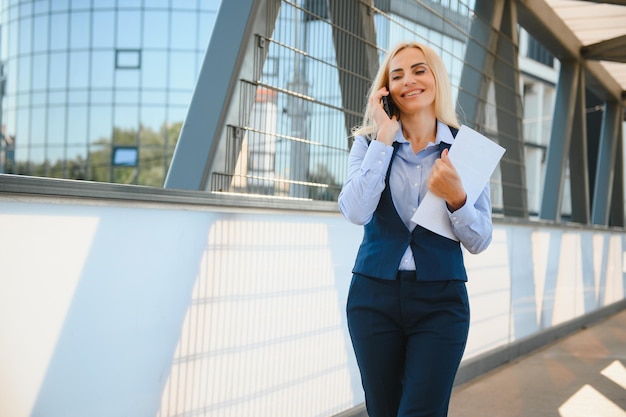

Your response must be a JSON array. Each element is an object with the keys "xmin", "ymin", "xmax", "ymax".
[
  {"xmin": 169, "ymin": 51, "xmax": 196, "ymax": 90},
  {"xmin": 47, "ymin": 107, "xmax": 67, "ymax": 145},
  {"xmin": 48, "ymin": 52, "xmax": 68, "ymax": 90},
  {"xmin": 32, "ymin": 54, "xmax": 48, "ymax": 90},
  {"xmin": 69, "ymin": 51, "xmax": 90, "ymax": 88},
  {"xmin": 143, "ymin": 11, "xmax": 169, "ymax": 49},
  {"xmin": 171, "ymin": 11, "xmax": 197, "ymax": 50},
  {"xmin": 17, "ymin": 56, "xmax": 32, "ymax": 92},
  {"xmin": 117, "ymin": 10, "xmax": 141, "ymax": 48},
  {"xmin": 49, "ymin": 13, "xmax": 69, "ymax": 51},
  {"xmin": 67, "ymin": 105, "xmax": 88, "ymax": 145},
  {"xmin": 89, "ymin": 105, "xmax": 113, "ymax": 144},
  {"xmin": 33, "ymin": 15, "xmax": 49, "ymax": 53},
  {"xmin": 70, "ymin": 11, "xmax": 90, "ymax": 49},
  {"xmin": 92, "ymin": 11, "xmax": 115, "ymax": 48},
  {"xmin": 141, "ymin": 51, "xmax": 167, "ymax": 88},
  {"xmin": 31, "ymin": 107, "xmax": 47, "ymax": 145},
  {"xmin": 91, "ymin": 51, "xmax": 115, "ymax": 88}
]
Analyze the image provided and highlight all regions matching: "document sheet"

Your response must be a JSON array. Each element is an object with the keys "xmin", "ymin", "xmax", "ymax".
[{"xmin": 411, "ymin": 125, "xmax": 505, "ymax": 241}]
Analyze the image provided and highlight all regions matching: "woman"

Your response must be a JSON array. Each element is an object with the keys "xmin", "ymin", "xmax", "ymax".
[{"xmin": 338, "ymin": 41, "xmax": 493, "ymax": 417}]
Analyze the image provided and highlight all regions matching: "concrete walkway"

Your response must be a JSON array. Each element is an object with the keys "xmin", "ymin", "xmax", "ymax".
[{"xmin": 449, "ymin": 308, "xmax": 626, "ymax": 417}]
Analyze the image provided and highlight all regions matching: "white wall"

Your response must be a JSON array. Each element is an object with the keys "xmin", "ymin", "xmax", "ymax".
[{"xmin": 0, "ymin": 194, "xmax": 624, "ymax": 417}]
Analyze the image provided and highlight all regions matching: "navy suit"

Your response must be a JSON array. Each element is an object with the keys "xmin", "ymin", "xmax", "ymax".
[{"xmin": 347, "ymin": 136, "xmax": 470, "ymax": 417}]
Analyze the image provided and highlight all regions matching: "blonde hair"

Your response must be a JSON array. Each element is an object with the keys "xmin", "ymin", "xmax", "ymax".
[{"xmin": 352, "ymin": 41, "xmax": 459, "ymax": 138}]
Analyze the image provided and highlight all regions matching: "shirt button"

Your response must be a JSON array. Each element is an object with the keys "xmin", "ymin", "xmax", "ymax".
[
  {"xmin": 416, "ymin": 165, "xmax": 420, "ymax": 169},
  {"xmin": 412, "ymin": 207, "xmax": 416, "ymax": 212},
  {"xmin": 381, "ymin": 151, "xmax": 386, "ymax": 156},
  {"xmin": 377, "ymin": 160, "xmax": 382, "ymax": 164}
]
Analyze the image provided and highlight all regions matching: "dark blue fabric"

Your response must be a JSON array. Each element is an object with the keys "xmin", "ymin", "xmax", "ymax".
[{"xmin": 347, "ymin": 273, "xmax": 470, "ymax": 417}]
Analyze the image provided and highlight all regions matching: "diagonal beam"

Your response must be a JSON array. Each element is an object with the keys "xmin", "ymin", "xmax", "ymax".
[{"xmin": 581, "ymin": 34, "xmax": 626, "ymax": 62}]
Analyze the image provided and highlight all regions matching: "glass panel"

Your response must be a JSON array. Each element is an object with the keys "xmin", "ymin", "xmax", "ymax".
[
  {"xmin": 48, "ymin": 91, "xmax": 67, "ymax": 105},
  {"xmin": 93, "ymin": 0, "xmax": 116, "ymax": 9},
  {"xmin": 71, "ymin": 0, "xmax": 91, "ymax": 10},
  {"xmin": 92, "ymin": 11, "xmax": 115, "ymax": 48},
  {"xmin": 90, "ymin": 89, "xmax": 114, "ymax": 104},
  {"xmin": 89, "ymin": 105, "xmax": 112, "ymax": 144},
  {"xmin": 34, "ymin": 0, "xmax": 51, "ymax": 14},
  {"xmin": 33, "ymin": 14, "xmax": 49, "ymax": 53},
  {"xmin": 19, "ymin": 2, "xmax": 33, "ymax": 18},
  {"xmin": 31, "ymin": 92, "xmax": 46, "ymax": 106},
  {"xmin": 48, "ymin": 52, "xmax": 68, "ymax": 89},
  {"xmin": 91, "ymin": 51, "xmax": 114, "ymax": 88},
  {"xmin": 170, "ymin": 11, "xmax": 196, "ymax": 49},
  {"xmin": 31, "ymin": 107, "xmax": 46, "ymax": 145},
  {"xmin": 8, "ymin": 18, "xmax": 18, "ymax": 59},
  {"xmin": 50, "ymin": 0, "xmax": 70, "ymax": 12},
  {"xmin": 68, "ymin": 89, "xmax": 89, "ymax": 104},
  {"xmin": 141, "ymin": 90, "xmax": 167, "ymax": 105},
  {"xmin": 115, "ymin": 69, "xmax": 140, "ymax": 89},
  {"xmin": 197, "ymin": 11, "xmax": 217, "ymax": 49},
  {"xmin": 199, "ymin": 0, "xmax": 222, "ymax": 10},
  {"xmin": 16, "ymin": 110, "xmax": 31, "ymax": 146},
  {"xmin": 168, "ymin": 91, "xmax": 192, "ymax": 107},
  {"xmin": 32, "ymin": 54, "xmax": 48, "ymax": 90},
  {"xmin": 6, "ymin": 59, "xmax": 17, "ymax": 97},
  {"xmin": 117, "ymin": 10, "xmax": 141, "ymax": 48},
  {"xmin": 69, "ymin": 51, "xmax": 89, "ymax": 88},
  {"xmin": 140, "ymin": 106, "xmax": 166, "ymax": 132},
  {"xmin": 67, "ymin": 105, "xmax": 88, "ymax": 145},
  {"xmin": 147, "ymin": 0, "xmax": 169, "ymax": 8},
  {"xmin": 50, "ymin": 13, "xmax": 69, "ymax": 51},
  {"xmin": 143, "ymin": 11, "xmax": 168, "ymax": 49},
  {"xmin": 167, "ymin": 106, "xmax": 186, "ymax": 124},
  {"xmin": 141, "ymin": 51, "xmax": 167, "ymax": 88},
  {"xmin": 70, "ymin": 11, "xmax": 90, "ymax": 49},
  {"xmin": 168, "ymin": 51, "xmax": 195, "ymax": 89},
  {"xmin": 17, "ymin": 56, "xmax": 32, "ymax": 92},
  {"xmin": 113, "ymin": 105, "xmax": 139, "ymax": 141},
  {"xmin": 65, "ymin": 146, "xmax": 88, "ymax": 180},
  {"xmin": 119, "ymin": 0, "xmax": 141, "ymax": 8},
  {"xmin": 18, "ymin": 15, "xmax": 32, "ymax": 54},
  {"xmin": 115, "ymin": 89, "xmax": 139, "ymax": 104},
  {"xmin": 47, "ymin": 107, "xmax": 67, "ymax": 145}
]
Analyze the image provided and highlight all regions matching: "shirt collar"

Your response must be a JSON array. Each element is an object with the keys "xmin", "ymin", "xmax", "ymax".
[{"xmin": 394, "ymin": 119, "xmax": 454, "ymax": 148}]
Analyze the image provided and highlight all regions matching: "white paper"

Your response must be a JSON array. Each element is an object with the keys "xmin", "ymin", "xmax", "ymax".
[{"xmin": 411, "ymin": 125, "xmax": 505, "ymax": 241}]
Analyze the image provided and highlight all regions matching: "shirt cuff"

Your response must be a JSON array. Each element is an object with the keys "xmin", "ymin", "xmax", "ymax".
[
  {"xmin": 448, "ymin": 201, "xmax": 477, "ymax": 227},
  {"xmin": 361, "ymin": 140, "xmax": 393, "ymax": 176}
]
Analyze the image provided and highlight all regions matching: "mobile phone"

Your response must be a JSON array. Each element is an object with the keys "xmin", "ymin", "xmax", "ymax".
[{"xmin": 382, "ymin": 95, "xmax": 396, "ymax": 118}]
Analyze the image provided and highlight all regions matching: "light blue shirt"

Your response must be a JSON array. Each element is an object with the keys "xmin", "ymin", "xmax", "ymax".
[{"xmin": 338, "ymin": 120, "xmax": 493, "ymax": 271}]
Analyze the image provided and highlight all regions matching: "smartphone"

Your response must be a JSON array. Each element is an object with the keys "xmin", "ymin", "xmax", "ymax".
[{"xmin": 382, "ymin": 95, "xmax": 396, "ymax": 118}]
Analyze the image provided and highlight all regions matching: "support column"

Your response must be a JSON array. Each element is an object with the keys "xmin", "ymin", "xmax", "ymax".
[
  {"xmin": 539, "ymin": 60, "xmax": 579, "ymax": 221},
  {"xmin": 609, "ymin": 118, "xmax": 624, "ymax": 227},
  {"xmin": 327, "ymin": 0, "xmax": 379, "ymax": 147},
  {"xmin": 592, "ymin": 100, "xmax": 621, "ymax": 225},
  {"xmin": 456, "ymin": 0, "xmax": 504, "ymax": 128},
  {"xmin": 165, "ymin": 0, "xmax": 281, "ymax": 190},
  {"xmin": 494, "ymin": 0, "xmax": 528, "ymax": 218},
  {"xmin": 568, "ymin": 62, "xmax": 590, "ymax": 224}
]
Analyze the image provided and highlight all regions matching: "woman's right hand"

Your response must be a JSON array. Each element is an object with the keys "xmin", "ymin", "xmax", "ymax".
[{"xmin": 369, "ymin": 87, "xmax": 399, "ymax": 146}]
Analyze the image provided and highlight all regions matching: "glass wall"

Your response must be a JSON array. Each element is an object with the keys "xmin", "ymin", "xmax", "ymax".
[
  {"xmin": 0, "ymin": 0, "xmax": 220, "ymax": 186},
  {"xmin": 0, "ymin": 0, "xmax": 574, "ymax": 220}
]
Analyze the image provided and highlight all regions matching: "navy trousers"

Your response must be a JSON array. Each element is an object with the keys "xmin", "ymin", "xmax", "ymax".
[{"xmin": 346, "ymin": 272, "xmax": 470, "ymax": 417}]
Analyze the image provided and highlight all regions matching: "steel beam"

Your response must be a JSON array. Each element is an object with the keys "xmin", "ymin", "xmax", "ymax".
[
  {"xmin": 591, "ymin": 100, "xmax": 621, "ymax": 225},
  {"xmin": 568, "ymin": 63, "xmax": 591, "ymax": 224},
  {"xmin": 327, "ymin": 0, "xmax": 379, "ymax": 145},
  {"xmin": 165, "ymin": 0, "xmax": 281, "ymax": 190},
  {"xmin": 540, "ymin": 60, "xmax": 579, "ymax": 221},
  {"xmin": 494, "ymin": 0, "xmax": 528, "ymax": 218}
]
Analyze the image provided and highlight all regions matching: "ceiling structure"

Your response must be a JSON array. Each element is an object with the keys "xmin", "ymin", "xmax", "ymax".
[{"xmin": 545, "ymin": 0, "xmax": 626, "ymax": 104}]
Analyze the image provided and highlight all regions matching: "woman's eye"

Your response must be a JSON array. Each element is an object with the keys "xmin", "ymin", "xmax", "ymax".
[{"xmin": 416, "ymin": 69, "xmax": 426, "ymax": 75}]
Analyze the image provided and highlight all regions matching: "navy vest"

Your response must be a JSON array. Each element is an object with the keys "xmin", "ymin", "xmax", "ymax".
[{"xmin": 352, "ymin": 126, "xmax": 468, "ymax": 281}]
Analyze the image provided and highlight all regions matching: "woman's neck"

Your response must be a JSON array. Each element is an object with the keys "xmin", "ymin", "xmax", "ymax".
[{"xmin": 401, "ymin": 112, "xmax": 437, "ymax": 153}]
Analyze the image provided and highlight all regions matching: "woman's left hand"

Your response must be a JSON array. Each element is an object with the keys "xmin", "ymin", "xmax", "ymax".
[{"xmin": 428, "ymin": 149, "xmax": 467, "ymax": 212}]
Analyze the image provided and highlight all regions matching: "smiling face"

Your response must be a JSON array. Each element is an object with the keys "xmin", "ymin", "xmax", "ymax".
[{"xmin": 387, "ymin": 47, "xmax": 436, "ymax": 117}]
